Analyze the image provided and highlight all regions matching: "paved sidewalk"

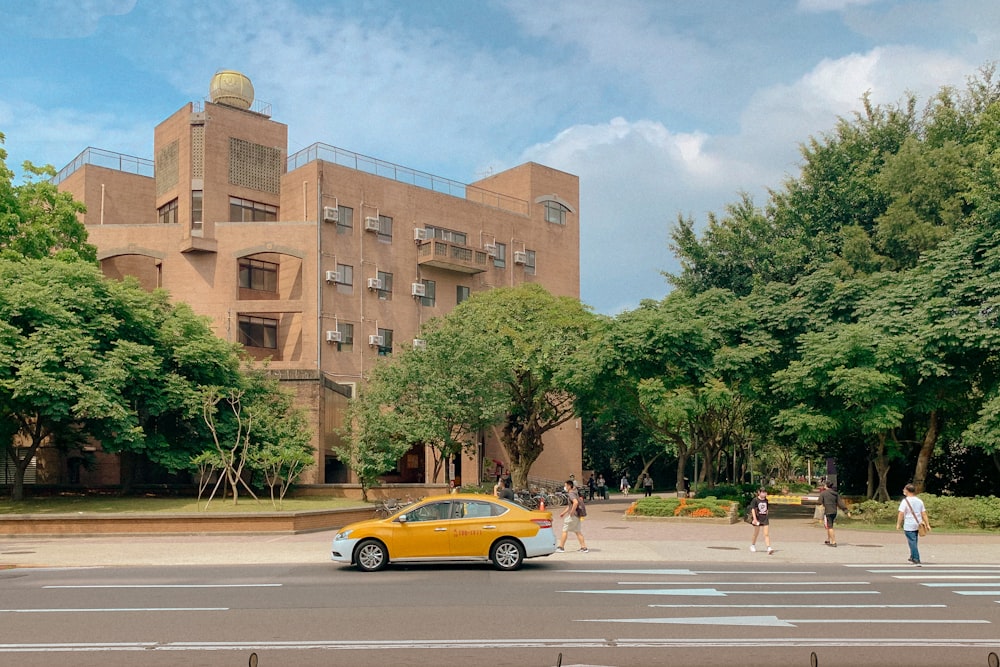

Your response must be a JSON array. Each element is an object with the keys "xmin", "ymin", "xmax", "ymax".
[{"xmin": 1, "ymin": 496, "xmax": 997, "ymax": 568}]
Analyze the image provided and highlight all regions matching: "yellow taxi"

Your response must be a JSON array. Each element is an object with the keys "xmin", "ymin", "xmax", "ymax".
[{"xmin": 331, "ymin": 493, "xmax": 556, "ymax": 571}]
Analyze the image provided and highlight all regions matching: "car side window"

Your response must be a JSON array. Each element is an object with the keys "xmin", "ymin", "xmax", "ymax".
[
  {"xmin": 462, "ymin": 501, "xmax": 493, "ymax": 518},
  {"xmin": 409, "ymin": 502, "xmax": 452, "ymax": 522}
]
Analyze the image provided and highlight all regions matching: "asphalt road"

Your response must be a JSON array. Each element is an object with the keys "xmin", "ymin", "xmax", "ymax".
[{"xmin": 2, "ymin": 560, "xmax": 999, "ymax": 667}]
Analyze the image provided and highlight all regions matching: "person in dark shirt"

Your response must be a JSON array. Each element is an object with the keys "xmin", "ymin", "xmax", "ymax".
[
  {"xmin": 749, "ymin": 488, "xmax": 774, "ymax": 555},
  {"xmin": 818, "ymin": 480, "xmax": 849, "ymax": 547},
  {"xmin": 498, "ymin": 479, "xmax": 515, "ymax": 502}
]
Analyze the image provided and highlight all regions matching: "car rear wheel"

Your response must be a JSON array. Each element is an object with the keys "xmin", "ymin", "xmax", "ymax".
[
  {"xmin": 490, "ymin": 538, "xmax": 524, "ymax": 571},
  {"xmin": 355, "ymin": 539, "xmax": 388, "ymax": 572}
]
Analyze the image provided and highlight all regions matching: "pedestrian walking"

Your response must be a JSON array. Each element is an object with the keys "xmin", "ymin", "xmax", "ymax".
[
  {"xmin": 749, "ymin": 488, "xmax": 774, "ymax": 555},
  {"xmin": 556, "ymin": 479, "xmax": 588, "ymax": 553},
  {"xmin": 818, "ymin": 480, "xmax": 849, "ymax": 547},
  {"xmin": 642, "ymin": 473, "xmax": 654, "ymax": 497},
  {"xmin": 586, "ymin": 474, "xmax": 597, "ymax": 501},
  {"xmin": 897, "ymin": 483, "xmax": 930, "ymax": 566},
  {"xmin": 597, "ymin": 474, "xmax": 607, "ymax": 500},
  {"xmin": 620, "ymin": 474, "xmax": 630, "ymax": 496}
]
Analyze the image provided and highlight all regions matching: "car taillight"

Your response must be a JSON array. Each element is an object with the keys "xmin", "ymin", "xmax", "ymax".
[{"xmin": 532, "ymin": 519, "xmax": 552, "ymax": 529}]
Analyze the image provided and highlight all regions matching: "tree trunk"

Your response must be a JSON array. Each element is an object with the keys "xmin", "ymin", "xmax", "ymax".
[
  {"xmin": 866, "ymin": 458, "xmax": 875, "ymax": 499},
  {"xmin": 912, "ymin": 410, "xmax": 939, "ymax": 494},
  {"xmin": 873, "ymin": 435, "xmax": 891, "ymax": 502}
]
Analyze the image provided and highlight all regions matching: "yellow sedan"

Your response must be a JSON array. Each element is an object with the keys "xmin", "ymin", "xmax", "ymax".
[{"xmin": 331, "ymin": 493, "xmax": 556, "ymax": 571}]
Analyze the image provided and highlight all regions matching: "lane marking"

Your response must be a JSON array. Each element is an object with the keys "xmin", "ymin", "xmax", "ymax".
[
  {"xmin": 618, "ymin": 581, "xmax": 870, "ymax": 586},
  {"xmin": 0, "ymin": 608, "xmax": 228, "ymax": 613},
  {"xmin": 564, "ymin": 569, "xmax": 817, "ymax": 575},
  {"xmin": 2, "ymin": 637, "xmax": 999, "ymax": 652},
  {"xmin": 922, "ymin": 583, "xmax": 1000, "ymax": 587},
  {"xmin": 562, "ymin": 588, "xmax": 878, "ymax": 597},
  {"xmin": 579, "ymin": 616, "xmax": 988, "ymax": 628},
  {"xmin": 848, "ymin": 564, "xmax": 1000, "ymax": 569},
  {"xmin": 42, "ymin": 584, "xmax": 281, "ymax": 589},
  {"xmin": 649, "ymin": 604, "xmax": 947, "ymax": 609},
  {"xmin": 896, "ymin": 575, "xmax": 1000, "ymax": 579},
  {"xmin": 954, "ymin": 591, "xmax": 1000, "ymax": 596}
]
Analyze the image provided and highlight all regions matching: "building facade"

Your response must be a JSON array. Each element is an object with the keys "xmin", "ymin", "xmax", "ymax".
[{"xmin": 54, "ymin": 71, "xmax": 582, "ymax": 490}]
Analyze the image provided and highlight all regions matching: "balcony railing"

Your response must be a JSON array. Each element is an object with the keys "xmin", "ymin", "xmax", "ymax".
[
  {"xmin": 51, "ymin": 147, "xmax": 154, "ymax": 186},
  {"xmin": 417, "ymin": 239, "xmax": 490, "ymax": 274},
  {"xmin": 287, "ymin": 142, "xmax": 529, "ymax": 216}
]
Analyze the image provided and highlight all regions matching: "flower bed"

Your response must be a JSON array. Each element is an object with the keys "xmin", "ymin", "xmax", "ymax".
[{"xmin": 624, "ymin": 496, "xmax": 739, "ymax": 523}]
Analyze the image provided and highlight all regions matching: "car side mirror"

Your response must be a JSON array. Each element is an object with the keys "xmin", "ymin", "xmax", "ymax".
[{"xmin": 397, "ymin": 513, "xmax": 408, "ymax": 523}]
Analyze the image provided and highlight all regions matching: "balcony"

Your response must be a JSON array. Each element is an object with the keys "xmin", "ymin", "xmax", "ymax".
[{"xmin": 417, "ymin": 240, "xmax": 489, "ymax": 274}]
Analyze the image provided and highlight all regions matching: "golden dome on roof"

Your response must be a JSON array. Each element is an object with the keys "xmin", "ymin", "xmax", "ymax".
[{"xmin": 209, "ymin": 70, "xmax": 254, "ymax": 109}]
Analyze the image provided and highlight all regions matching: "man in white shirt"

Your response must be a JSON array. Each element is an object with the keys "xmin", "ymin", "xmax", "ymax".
[{"xmin": 896, "ymin": 483, "xmax": 929, "ymax": 565}]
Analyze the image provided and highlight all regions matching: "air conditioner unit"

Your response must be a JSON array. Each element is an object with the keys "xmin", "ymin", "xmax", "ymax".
[
  {"xmin": 322, "ymin": 206, "xmax": 339, "ymax": 223},
  {"xmin": 325, "ymin": 270, "xmax": 341, "ymax": 283},
  {"xmin": 368, "ymin": 334, "xmax": 385, "ymax": 347},
  {"xmin": 513, "ymin": 251, "xmax": 528, "ymax": 265},
  {"xmin": 411, "ymin": 282, "xmax": 426, "ymax": 297},
  {"xmin": 364, "ymin": 216, "xmax": 380, "ymax": 232},
  {"xmin": 413, "ymin": 228, "xmax": 430, "ymax": 242},
  {"xmin": 412, "ymin": 338, "xmax": 427, "ymax": 350},
  {"xmin": 325, "ymin": 330, "xmax": 342, "ymax": 343},
  {"xmin": 484, "ymin": 243, "xmax": 497, "ymax": 257},
  {"xmin": 367, "ymin": 277, "xmax": 383, "ymax": 290}
]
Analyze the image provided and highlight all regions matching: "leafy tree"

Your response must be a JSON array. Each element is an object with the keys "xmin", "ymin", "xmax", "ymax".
[
  {"xmin": 341, "ymin": 284, "xmax": 597, "ymax": 493},
  {"xmin": 0, "ymin": 134, "xmax": 94, "ymax": 263},
  {"xmin": 0, "ymin": 258, "xmax": 150, "ymax": 499}
]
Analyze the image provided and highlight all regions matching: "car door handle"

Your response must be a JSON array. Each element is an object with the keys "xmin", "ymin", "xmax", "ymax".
[
  {"xmin": 482, "ymin": 525, "xmax": 497, "ymax": 530},
  {"xmin": 434, "ymin": 527, "xmax": 447, "ymax": 532}
]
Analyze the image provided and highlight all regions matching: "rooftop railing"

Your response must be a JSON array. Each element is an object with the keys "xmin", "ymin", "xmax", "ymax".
[
  {"xmin": 51, "ymin": 147, "xmax": 154, "ymax": 186},
  {"xmin": 287, "ymin": 142, "xmax": 529, "ymax": 216}
]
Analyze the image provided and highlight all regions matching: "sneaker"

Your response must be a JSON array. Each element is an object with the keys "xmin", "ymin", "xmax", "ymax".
[
  {"xmin": 824, "ymin": 540, "xmax": 830, "ymax": 544},
  {"xmin": 555, "ymin": 547, "xmax": 565, "ymax": 553},
  {"xmin": 767, "ymin": 547, "xmax": 774, "ymax": 555},
  {"xmin": 828, "ymin": 542, "xmax": 837, "ymax": 547},
  {"xmin": 749, "ymin": 545, "xmax": 756, "ymax": 553},
  {"xmin": 578, "ymin": 547, "xmax": 589, "ymax": 553}
]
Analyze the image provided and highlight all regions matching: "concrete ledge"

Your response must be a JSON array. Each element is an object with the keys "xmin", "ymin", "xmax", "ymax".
[{"xmin": 0, "ymin": 507, "xmax": 375, "ymax": 537}]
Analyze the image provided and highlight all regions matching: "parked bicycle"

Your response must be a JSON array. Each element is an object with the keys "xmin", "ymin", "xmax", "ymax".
[{"xmin": 373, "ymin": 498, "xmax": 405, "ymax": 519}]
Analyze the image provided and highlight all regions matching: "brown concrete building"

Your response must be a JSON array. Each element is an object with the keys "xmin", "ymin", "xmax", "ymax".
[{"xmin": 54, "ymin": 71, "xmax": 582, "ymax": 490}]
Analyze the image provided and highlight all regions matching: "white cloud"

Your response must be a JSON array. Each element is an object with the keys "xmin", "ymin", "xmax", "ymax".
[
  {"xmin": 797, "ymin": 0, "xmax": 880, "ymax": 13},
  {"xmin": 5, "ymin": 0, "xmax": 136, "ymax": 39}
]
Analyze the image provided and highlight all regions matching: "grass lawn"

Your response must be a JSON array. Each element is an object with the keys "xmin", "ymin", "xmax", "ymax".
[{"xmin": 0, "ymin": 495, "xmax": 367, "ymax": 515}]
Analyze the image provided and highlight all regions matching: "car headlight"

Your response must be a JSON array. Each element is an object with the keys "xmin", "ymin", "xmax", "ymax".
[{"xmin": 334, "ymin": 529, "xmax": 353, "ymax": 540}]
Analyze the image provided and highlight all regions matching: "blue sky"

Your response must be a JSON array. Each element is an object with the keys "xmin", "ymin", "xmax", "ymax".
[{"xmin": 2, "ymin": 0, "xmax": 998, "ymax": 314}]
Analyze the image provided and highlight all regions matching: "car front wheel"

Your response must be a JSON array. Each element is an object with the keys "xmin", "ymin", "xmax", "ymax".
[
  {"xmin": 490, "ymin": 538, "xmax": 524, "ymax": 571},
  {"xmin": 355, "ymin": 539, "xmax": 388, "ymax": 572}
]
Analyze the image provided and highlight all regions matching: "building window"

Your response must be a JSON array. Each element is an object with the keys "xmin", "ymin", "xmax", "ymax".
[
  {"xmin": 336, "ymin": 263, "xmax": 354, "ymax": 287},
  {"xmin": 377, "ymin": 271, "xmax": 393, "ymax": 300},
  {"xmin": 544, "ymin": 200, "xmax": 569, "ymax": 225},
  {"xmin": 230, "ymin": 196, "xmax": 277, "ymax": 222},
  {"xmin": 378, "ymin": 328, "xmax": 393, "ymax": 356},
  {"xmin": 523, "ymin": 249, "xmax": 536, "ymax": 276},
  {"xmin": 493, "ymin": 242, "xmax": 507, "ymax": 269},
  {"xmin": 191, "ymin": 191, "xmax": 203, "ymax": 230},
  {"xmin": 158, "ymin": 198, "xmax": 178, "ymax": 225},
  {"xmin": 238, "ymin": 258, "xmax": 278, "ymax": 292},
  {"xmin": 426, "ymin": 226, "xmax": 467, "ymax": 246},
  {"xmin": 335, "ymin": 322, "xmax": 354, "ymax": 351},
  {"xmin": 419, "ymin": 279, "xmax": 436, "ymax": 307},
  {"xmin": 238, "ymin": 315, "xmax": 277, "ymax": 349},
  {"xmin": 377, "ymin": 214, "xmax": 393, "ymax": 243},
  {"xmin": 337, "ymin": 205, "xmax": 353, "ymax": 234},
  {"xmin": 457, "ymin": 285, "xmax": 470, "ymax": 304}
]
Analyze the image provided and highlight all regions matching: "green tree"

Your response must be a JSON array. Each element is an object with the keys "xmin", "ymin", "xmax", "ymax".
[{"xmin": 0, "ymin": 134, "xmax": 94, "ymax": 263}]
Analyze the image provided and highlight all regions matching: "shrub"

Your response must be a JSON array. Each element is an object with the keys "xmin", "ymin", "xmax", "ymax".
[
  {"xmin": 630, "ymin": 496, "xmax": 733, "ymax": 518},
  {"xmin": 847, "ymin": 494, "xmax": 1000, "ymax": 530}
]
